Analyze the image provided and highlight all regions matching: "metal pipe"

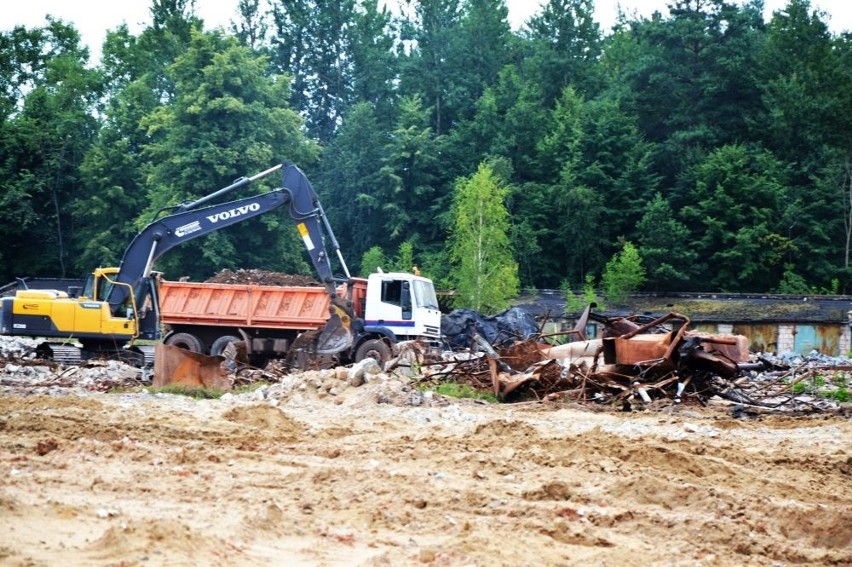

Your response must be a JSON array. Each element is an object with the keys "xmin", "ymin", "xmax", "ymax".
[
  {"xmin": 315, "ymin": 200, "xmax": 350, "ymax": 279},
  {"xmin": 177, "ymin": 163, "xmax": 283, "ymax": 212},
  {"xmin": 143, "ymin": 240, "xmax": 158, "ymax": 278}
]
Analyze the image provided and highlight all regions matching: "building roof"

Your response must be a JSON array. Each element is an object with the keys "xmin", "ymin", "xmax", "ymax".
[{"xmin": 515, "ymin": 291, "xmax": 852, "ymax": 325}]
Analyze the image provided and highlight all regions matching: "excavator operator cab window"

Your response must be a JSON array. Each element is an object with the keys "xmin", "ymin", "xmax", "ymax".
[
  {"xmin": 81, "ymin": 274, "xmax": 95, "ymax": 300},
  {"xmin": 82, "ymin": 273, "xmax": 115, "ymax": 303},
  {"xmin": 97, "ymin": 277, "xmax": 114, "ymax": 302}
]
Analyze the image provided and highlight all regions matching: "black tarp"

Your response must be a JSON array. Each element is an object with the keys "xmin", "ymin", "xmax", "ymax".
[{"xmin": 440, "ymin": 307, "xmax": 539, "ymax": 349}]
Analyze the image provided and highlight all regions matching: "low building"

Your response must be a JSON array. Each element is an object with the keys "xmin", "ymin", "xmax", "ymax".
[{"xmin": 515, "ymin": 291, "xmax": 852, "ymax": 356}]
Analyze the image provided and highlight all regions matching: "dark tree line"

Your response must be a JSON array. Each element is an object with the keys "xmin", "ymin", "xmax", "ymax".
[{"xmin": 1, "ymin": 0, "xmax": 851, "ymax": 295}]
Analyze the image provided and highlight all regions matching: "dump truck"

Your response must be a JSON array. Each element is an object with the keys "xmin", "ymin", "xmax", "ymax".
[
  {"xmin": 158, "ymin": 271, "xmax": 442, "ymax": 367},
  {"xmin": 0, "ymin": 162, "xmax": 370, "ymax": 365}
]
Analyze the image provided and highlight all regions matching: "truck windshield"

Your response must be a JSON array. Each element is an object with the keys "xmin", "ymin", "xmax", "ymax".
[{"xmin": 412, "ymin": 280, "xmax": 439, "ymax": 310}]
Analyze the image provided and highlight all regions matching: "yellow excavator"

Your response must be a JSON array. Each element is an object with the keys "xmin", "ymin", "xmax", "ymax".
[{"xmin": 0, "ymin": 162, "xmax": 355, "ymax": 366}]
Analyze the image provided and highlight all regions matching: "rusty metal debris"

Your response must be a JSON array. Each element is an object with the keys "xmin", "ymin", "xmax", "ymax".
[
  {"xmin": 418, "ymin": 306, "xmax": 794, "ymax": 409},
  {"xmin": 152, "ymin": 343, "xmax": 232, "ymax": 390}
]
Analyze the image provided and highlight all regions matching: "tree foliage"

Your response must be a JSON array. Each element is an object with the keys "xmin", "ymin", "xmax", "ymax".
[
  {"xmin": 0, "ymin": 20, "xmax": 100, "ymax": 278},
  {"xmin": 448, "ymin": 162, "xmax": 519, "ymax": 313},
  {"xmin": 1, "ymin": 0, "xmax": 850, "ymax": 298},
  {"xmin": 141, "ymin": 29, "xmax": 318, "ymax": 280},
  {"xmin": 602, "ymin": 241, "xmax": 645, "ymax": 304}
]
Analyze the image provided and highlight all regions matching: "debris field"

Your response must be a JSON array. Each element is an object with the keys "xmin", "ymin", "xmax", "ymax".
[{"xmin": 1, "ymin": 302, "xmax": 851, "ymax": 565}]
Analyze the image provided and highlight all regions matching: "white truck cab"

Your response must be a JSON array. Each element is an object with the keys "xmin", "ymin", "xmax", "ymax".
[{"xmin": 363, "ymin": 272, "xmax": 441, "ymax": 341}]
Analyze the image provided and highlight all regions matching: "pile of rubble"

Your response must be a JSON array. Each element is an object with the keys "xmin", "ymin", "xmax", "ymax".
[
  {"xmin": 0, "ymin": 337, "xmax": 147, "ymax": 394},
  {"xmin": 431, "ymin": 306, "xmax": 852, "ymax": 413},
  {"xmin": 0, "ymin": 336, "xmax": 40, "ymax": 359},
  {"xmin": 0, "ymin": 336, "xmax": 446, "ymax": 408},
  {"xmin": 3, "ymin": 313, "xmax": 851, "ymax": 413}
]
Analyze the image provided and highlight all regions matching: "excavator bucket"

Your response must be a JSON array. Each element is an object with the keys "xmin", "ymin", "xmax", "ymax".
[
  {"xmin": 153, "ymin": 343, "xmax": 232, "ymax": 390},
  {"xmin": 315, "ymin": 302, "xmax": 353, "ymax": 354}
]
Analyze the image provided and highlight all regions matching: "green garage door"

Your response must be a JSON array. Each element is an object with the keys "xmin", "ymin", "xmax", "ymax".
[{"xmin": 794, "ymin": 325, "xmax": 839, "ymax": 356}]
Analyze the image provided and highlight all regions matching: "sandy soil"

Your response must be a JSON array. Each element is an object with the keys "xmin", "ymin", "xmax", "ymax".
[{"xmin": 1, "ymin": 377, "xmax": 851, "ymax": 567}]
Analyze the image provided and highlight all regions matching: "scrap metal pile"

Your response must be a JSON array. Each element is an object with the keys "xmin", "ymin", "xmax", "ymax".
[{"xmin": 419, "ymin": 305, "xmax": 851, "ymax": 411}]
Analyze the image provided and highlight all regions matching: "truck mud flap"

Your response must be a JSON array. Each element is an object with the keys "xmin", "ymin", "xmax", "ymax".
[{"xmin": 153, "ymin": 343, "xmax": 231, "ymax": 390}]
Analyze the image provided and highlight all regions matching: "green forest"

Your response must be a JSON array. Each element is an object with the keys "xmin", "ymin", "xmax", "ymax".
[{"xmin": 2, "ymin": 0, "xmax": 851, "ymax": 307}]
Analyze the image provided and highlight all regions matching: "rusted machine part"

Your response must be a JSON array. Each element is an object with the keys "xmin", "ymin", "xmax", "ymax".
[
  {"xmin": 601, "ymin": 312, "xmax": 693, "ymax": 367},
  {"xmin": 603, "ymin": 318, "xmax": 642, "ymax": 337},
  {"xmin": 473, "ymin": 333, "xmax": 513, "ymax": 397},
  {"xmin": 676, "ymin": 337, "xmax": 740, "ymax": 379},
  {"xmin": 606, "ymin": 333, "xmax": 675, "ymax": 367},
  {"xmin": 570, "ymin": 302, "xmax": 595, "ymax": 341},
  {"xmin": 499, "ymin": 339, "xmax": 548, "ymax": 372},
  {"xmin": 498, "ymin": 358, "xmax": 581, "ymax": 399},
  {"xmin": 688, "ymin": 332, "xmax": 749, "ymax": 363},
  {"xmin": 619, "ymin": 312, "xmax": 690, "ymax": 359},
  {"xmin": 153, "ymin": 343, "xmax": 231, "ymax": 390}
]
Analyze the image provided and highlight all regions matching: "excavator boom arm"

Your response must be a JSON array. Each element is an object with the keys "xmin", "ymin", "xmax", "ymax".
[{"xmin": 107, "ymin": 162, "xmax": 354, "ymax": 353}]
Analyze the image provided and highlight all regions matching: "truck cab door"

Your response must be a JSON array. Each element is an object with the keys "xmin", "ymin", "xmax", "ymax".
[{"xmin": 370, "ymin": 278, "xmax": 408, "ymax": 324}]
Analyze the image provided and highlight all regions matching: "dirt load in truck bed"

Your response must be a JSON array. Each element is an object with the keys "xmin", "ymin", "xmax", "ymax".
[{"xmin": 203, "ymin": 268, "xmax": 321, "ymax": 287}]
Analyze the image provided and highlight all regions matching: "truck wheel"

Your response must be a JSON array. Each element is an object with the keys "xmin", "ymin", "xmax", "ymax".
[
  {"xmin": 210, "ymin": 335, "xmax": 241, "ymax": 357},
  {"xmin": 165, "ymin": 332, "xmax": 204, "ymax": 353},
  {"xmin": 355, "ymin": 339, "xmax": 391, "ymax": 366}
]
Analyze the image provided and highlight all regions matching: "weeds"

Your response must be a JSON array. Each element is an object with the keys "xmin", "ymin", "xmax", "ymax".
[
  {"xmin": 789, "ymin": 372, "xmax": 851, "ymax": 403},
  {"xmin": 145, "ymin": 385, "xmax": 225, "ymax": 399},
  {"xmin": 422, "ymin": 382, "xmax": 498, "ymax": 403}
]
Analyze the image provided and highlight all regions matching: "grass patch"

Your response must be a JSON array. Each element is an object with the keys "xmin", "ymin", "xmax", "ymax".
[
  {"xmin": 422, "ymin": 382, "xmax": 498, "ymax": 403},
  {"xmin": 146, "ymin": 385, "xmax": 225, "ymax": 399}
]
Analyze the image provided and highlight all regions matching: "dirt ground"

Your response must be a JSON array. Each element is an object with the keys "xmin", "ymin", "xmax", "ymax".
[{"xmin": 1, "ymin": 375, "xmax": 851, "ymax": 567}]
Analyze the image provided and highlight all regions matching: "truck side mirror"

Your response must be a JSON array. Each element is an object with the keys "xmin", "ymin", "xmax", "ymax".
[{"xmin": 401, "ymin": 281, "xmax": 412, "ymax": 320}]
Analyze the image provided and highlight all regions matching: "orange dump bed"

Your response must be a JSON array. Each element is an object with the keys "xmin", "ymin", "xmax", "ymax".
[{"xmin": 159, "ymin": 279, "xmax": 366, "ymax": 330}]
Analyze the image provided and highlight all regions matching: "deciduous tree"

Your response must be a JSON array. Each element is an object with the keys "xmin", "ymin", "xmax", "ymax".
[
  {"xmin": 602, "ymin": 240, "xmax": 645, "ymax": 304},
  {"xmin": 449, "ymin": 162, "xmax": 518, "ymax": 313}
]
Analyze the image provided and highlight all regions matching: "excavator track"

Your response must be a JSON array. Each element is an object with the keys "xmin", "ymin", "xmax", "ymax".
[
  {"xmin": 36, "ymin": 343, "xmax": 83, "ymax": 366},
  {"xmin": 130, "ymin": 345, "xmax": 156, "ymax": 367},
  {"xmin": 35, "ymin": 342, "xmax": 154, "ymax": 368}
]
